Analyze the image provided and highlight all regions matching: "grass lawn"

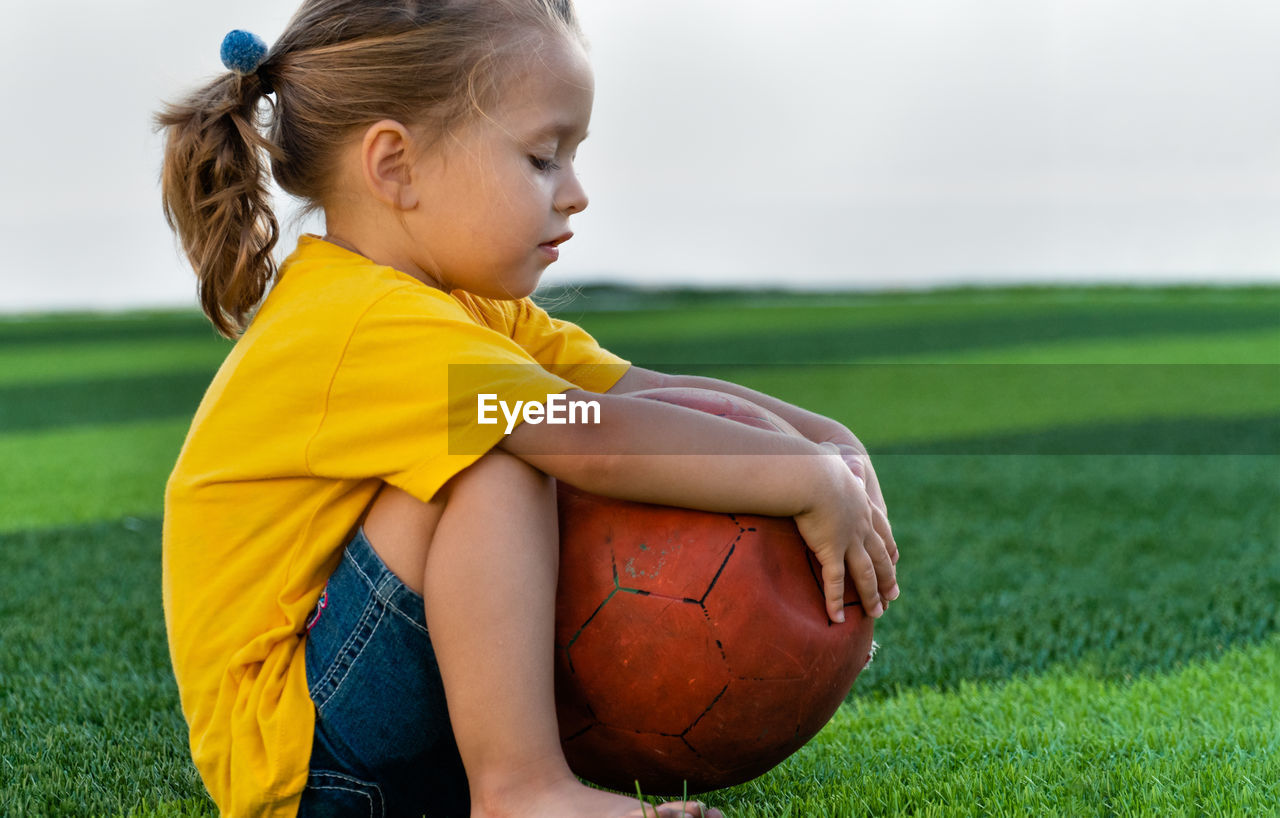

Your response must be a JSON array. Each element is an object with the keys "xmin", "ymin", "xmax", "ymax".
[{"xmin": 1, "ymin": 285, "xmax": 1277, "ymax": 816}]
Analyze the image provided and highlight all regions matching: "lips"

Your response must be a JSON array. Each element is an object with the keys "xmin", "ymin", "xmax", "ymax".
[{"xmin": 540, "ymin": 231, "xmax": 573, "ymax": 248}]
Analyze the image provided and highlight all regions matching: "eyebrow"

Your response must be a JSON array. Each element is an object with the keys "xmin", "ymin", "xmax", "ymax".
[{"xmin": 530, "ymin": 123, "xmax": 590, "ymax": 142}]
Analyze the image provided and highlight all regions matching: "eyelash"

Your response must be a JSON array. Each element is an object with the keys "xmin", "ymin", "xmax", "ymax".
[{"xmin": 530, "ymin": 156, "xmax": 561, "ymax": 173}]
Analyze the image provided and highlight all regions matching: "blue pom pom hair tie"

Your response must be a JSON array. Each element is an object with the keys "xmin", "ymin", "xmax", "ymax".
[{"xmin": 220, "ymin": 30, "xmax": 273, "ymax": 93}]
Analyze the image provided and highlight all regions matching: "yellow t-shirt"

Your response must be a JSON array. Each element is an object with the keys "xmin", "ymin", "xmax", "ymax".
[{"xmin": 162, "ymin": 235, "xmax": 629, "ymax": 817}]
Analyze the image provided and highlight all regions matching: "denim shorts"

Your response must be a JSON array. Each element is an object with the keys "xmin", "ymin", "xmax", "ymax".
[{"xmin": 297, "ymin": 527, "xmax": 469, "ymax": 818}]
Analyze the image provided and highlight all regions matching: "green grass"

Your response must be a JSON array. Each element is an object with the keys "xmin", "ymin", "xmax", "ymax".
[
  {"xmin": 0, "ymin": 337, "xmax": 230, "ymax": 387},
  {"xmin": 2, "ymin": 519, "xmax": 202, "ymax": 817},
  {"xmin": 1, "ymin": 285, "xmax": 1277, "ymax": 816},
  {"xmin": 703, "ymin": 364, "xmax": 1277, "ymax": 453},
  {"xmin": 0, "ymin": 420, "xmax": 190, "ymax": 533},
  {"xmin": 558, "ymin": 285, "xmax": 1280, "ymax": 366},
  {"xmin": 711, "ymin": 636, "xmax": 1280, "ymax": 816}
]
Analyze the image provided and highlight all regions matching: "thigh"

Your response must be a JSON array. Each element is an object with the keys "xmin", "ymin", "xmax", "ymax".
[
  {"xmin": 360, "ymin": 452, "xmax": 546, "ymax": 597},
  {"xmin": 361, "ymin": 483, "xmax": 446, "ymax": 597},
  {"xmin": 300, "ymin": 526, "xmax": 469, "ymax": 818}
]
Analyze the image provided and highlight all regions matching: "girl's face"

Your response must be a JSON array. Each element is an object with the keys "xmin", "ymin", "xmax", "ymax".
[{"xmin": 402, "ymin": 35, "xmax": 593, "ymax": 299}]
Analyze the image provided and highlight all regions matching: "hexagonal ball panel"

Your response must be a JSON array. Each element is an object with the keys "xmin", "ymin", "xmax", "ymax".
[
  {"xmin": 561, "ymin": 591, "xmax": 729, "ymax": 736},
  {"xmin": 681, "ymin": 677, "xmax": 805, "ymax": 783},
  {"xmin": 561, "ymin": 723, "xmax": 700, "ymax": 797},
  {"xmin": 558, "ymin": 485, "xmax": 740, "ymax": 601}
]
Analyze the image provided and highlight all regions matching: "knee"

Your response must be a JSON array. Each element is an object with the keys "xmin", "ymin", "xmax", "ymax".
[{"xmin": 443, "ymin": 449, "xmax": 552, "ymax": 502}]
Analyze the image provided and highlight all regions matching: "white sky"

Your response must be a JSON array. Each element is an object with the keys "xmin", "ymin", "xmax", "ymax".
[{"xmin": 2, "ymin": 0, "xmax": 1278, "ymax": 313}]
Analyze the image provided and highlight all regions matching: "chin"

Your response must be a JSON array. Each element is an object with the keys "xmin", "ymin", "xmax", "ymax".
[
  {"xmin": 473, "ymin": 281, "xmax": 538, "ymax": 301},
  {"xmin": 461, "ymin": 262, "xmax": 544, "ymax": 301},
  {"xmin": 507, "ymin": 274, "xmax": 545, "ymax": 300}
]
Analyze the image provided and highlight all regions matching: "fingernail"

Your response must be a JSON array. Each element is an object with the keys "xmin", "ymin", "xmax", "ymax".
[
  {"xmin": 835, "ymin": 610, "xmax": 846, "ymax": 623},
  {"xmin": 888, "ymin": 583, "xmax": 900, "ymax": 601},
  {"xmin": 871, "ymin": 601, "xmax": 884, "ymax": 618}
]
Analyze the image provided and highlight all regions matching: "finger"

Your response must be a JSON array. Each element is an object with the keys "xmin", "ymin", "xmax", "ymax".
[
  {"xmin": 864, "ymin": 463, "xmax": 888, "ymax": 516},
  {"xmin": 864, "ymin": 527, "xmax": 897, "ymax": 603},
  {"xmin": 868, "ymin": 480, "xmax": 887, "ymax": 517},
  {"xmin": 820, "ymin": 557, "xmax": 848, "ymax": 624},
  {"xmin": 872, "ymin": 503, "xmax": 898, "ymax": 568},
  {"xmin": 846, "ymin": 545, "xmax": 885, "ymax": 619},
  {"xmin": 840, "ymin": 450, "xmax": 868, "ymax": 482}
]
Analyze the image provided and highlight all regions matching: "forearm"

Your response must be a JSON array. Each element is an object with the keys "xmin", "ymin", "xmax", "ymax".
[
  {"xmin": 498, "ymin": 390, "xmax": 835, "ymax": 518},
  {"xmin": 663, "ymin": 373, "xmax": 866, "ymax": 453},
  {"xmin": 661, "ymin": 373, "xmax": 887, "ymax": 514}
]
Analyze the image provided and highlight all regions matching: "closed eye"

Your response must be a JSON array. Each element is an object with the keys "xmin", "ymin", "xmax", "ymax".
[{"xmin": 529, "ymin": 155, "xmax": 561, "ymax": 173}]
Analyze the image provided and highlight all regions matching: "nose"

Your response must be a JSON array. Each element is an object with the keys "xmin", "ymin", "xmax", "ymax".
[{"xmin": 556, "ymin": 166, "xmax": 589, "ymax": 216}]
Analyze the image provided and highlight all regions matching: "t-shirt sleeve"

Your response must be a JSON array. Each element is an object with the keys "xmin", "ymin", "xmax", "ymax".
[
  {"xmin": 508, "ymin": 298, "xmax": 630, "ymax": 393},
  {"xmin": 304, "ymin": 287, "xmax": 584, "ymax": 503}
]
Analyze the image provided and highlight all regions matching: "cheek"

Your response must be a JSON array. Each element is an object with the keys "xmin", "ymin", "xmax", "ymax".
[{"xmin": 499, "ymin": 172, "xmax": 553, "ymax": 223}]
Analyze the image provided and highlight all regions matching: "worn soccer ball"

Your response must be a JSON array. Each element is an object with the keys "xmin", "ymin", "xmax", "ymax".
[{"xmin": 554, "ymin": 386, "xmax": 876, "ymax": 795}]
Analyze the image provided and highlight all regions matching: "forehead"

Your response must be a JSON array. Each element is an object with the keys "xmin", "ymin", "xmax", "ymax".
[{"xmin": 491, "ymin": 35, "xmax": 594, "ymax": 139}]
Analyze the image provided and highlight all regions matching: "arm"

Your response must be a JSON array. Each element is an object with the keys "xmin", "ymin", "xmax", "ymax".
[
  {"xmin": 497, "ymin": 389, "xmax": 896, "ymax": 621},
  {"xmin": 608, "ymin": 366, "xmax": 897, "ymax": 564},
  {"xmin": 609, "ymin": 367, "xmax": 857, "ymax": 447}
]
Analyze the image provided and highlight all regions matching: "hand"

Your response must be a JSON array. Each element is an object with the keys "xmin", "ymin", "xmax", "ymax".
[
  {"xmin": 794, "ymin": 445, "xmax": 898, "ymax": 623},
  {"xmin": 826, "ymin": 438, "xmax": 898, "ymax": 567}
]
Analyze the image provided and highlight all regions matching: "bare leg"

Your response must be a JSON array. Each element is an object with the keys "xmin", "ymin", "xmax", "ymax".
[
  {"xmin": 361, "ymin": 481, "xmax": 444, "ymax": 596},
  {"xmin": 362, "ymin": 456, "xmax": 721, "ymax": 818}
]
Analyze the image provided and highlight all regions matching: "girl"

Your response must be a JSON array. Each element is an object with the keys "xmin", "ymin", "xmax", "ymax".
[{"xmin": 156, "ymin": 2, "xmax": 898, "ymax": 816}]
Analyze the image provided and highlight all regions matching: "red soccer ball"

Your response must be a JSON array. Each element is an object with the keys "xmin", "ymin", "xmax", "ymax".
[{"xmin": 554, "ymin": 386, "xmax": 876, "ymax": 795}]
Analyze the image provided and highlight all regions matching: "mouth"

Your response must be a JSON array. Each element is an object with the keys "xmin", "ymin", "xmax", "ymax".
[
  {"xmin": 541, "ymin": 231, "xmax": 573, "ymax": 248},
  {"xmin": 538, "ymin": 232, "xmax": 573, "ymax": 261}
]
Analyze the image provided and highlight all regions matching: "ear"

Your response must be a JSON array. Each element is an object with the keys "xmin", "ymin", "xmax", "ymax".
[{"xmin": 359, "ymin": 120, "xmax": 421, "ymax": 210}]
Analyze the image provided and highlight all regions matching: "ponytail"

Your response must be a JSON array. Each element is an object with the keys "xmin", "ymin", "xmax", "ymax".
[
  {"xmin": 155, "ymin": 71, "xmax": 280, "ymax": 339},
  {"xmin": 155, "ymin": 1, "xmax": 585, "ymax": 339}
]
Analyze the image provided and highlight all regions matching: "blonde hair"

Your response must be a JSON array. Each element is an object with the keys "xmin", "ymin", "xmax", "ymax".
[{"xmin": 155, "ymin": 0, "xmax": 582, "ymax": 338}]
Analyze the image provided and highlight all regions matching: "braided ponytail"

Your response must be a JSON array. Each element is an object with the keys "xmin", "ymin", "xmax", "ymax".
[{"xmin": 155, "ymin": 70, "xmax": 281, "ymax": 339}]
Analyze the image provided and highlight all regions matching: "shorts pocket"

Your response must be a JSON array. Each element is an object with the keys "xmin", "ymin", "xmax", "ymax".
[
  {"xmin": 305, "ymin": 584, "xmax": 384, "ymax": 713},
  {"xmin": 297, "ymin": 769, "xmax": 385, "ymax": 818}
]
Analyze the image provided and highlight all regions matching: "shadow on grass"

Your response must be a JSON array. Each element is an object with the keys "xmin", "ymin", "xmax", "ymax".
[
  {"xmin": 873, "ymin": 412, "xmax": 1280, "ymax": 455},
  {"xmin": 0, "ymin": 371, "xmax": 213, "ymax": 433},
  {"xmin": 0, "ymin": 313, "xmax": 221, "ymax": 347},
  {"xmin": 595, "ymin": 303, "xmax": 1280, "ymax": 365},
  {"xmin": 854, "ymin": 453, "xmax": 1280, "ymax": 700}
]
